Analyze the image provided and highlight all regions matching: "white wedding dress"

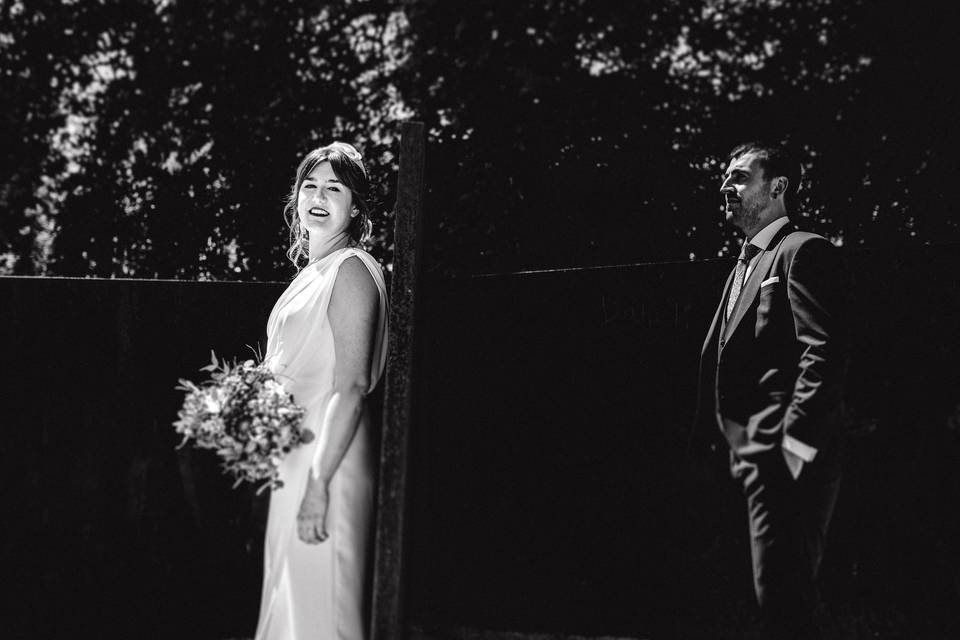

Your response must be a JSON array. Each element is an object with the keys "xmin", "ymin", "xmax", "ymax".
[{"xmin": 255, "ymin": 247, "xmax": 389, "ymax": 640}]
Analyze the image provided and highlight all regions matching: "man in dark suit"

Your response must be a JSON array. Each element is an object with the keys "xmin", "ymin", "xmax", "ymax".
[{"xmin": 697, "ymin": 141, "xmax": 846, "ymax": 639}]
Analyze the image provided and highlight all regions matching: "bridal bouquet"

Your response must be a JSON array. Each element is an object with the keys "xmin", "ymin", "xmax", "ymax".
[{"xmin": 173, "ymin": 351, "xmax": 313, "ymax": 493}]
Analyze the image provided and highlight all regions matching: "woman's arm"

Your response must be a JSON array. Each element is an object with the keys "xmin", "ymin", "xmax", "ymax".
[{"xmin": 297, "ymin": 256, "xmax": 379, "ymax": 544}]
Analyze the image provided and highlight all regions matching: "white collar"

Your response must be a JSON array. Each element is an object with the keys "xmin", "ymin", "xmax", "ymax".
[{"xmin": 745, "ymin": 216, "xmax": 790, "ymax": 254}]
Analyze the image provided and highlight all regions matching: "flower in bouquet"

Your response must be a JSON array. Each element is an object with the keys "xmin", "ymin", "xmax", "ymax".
[{"xmin": 174, "ymin": 350, "xmax": 313, "ymax": 493}]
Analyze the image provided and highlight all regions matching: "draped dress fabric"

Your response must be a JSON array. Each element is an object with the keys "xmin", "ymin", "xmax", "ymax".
[{"xmin": 255, "ymin": 247, "xmax": 389, "ymax": 640}]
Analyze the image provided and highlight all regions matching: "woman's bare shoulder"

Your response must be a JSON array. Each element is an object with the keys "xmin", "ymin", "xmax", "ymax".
[{"xmin": 332, "ymin": 254, "xmax": 378, "ymax": 306}]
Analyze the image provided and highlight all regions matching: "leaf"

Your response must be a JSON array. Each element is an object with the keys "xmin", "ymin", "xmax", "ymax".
[
  {"xmin": 175, "ymin": 379, "xmax": 198, "ymax": 392},
  {"xmin": 245, "ymin": 343, "xmax": 263, "ymax": 362}
]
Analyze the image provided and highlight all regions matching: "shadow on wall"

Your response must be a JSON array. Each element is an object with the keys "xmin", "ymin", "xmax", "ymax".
[
  {"xmin": 1, "ymin": 277, "xmax": 287, "ymax": 640},
  {"xmin": 2, "ymin": 243, "xmax": 960, "ymax": 639},
  {"xmin": 405, "ymin": 245, "xmax": 960, "ymax": 639}
]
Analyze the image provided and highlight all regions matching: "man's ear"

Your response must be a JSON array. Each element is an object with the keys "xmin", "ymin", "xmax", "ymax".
[{"xmin": 771, "ymin": 177, "xmax": 788, "ymax": 198}]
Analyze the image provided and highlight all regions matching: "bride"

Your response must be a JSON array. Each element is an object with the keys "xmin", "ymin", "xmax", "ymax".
[{"xmin": 255, "ymin": 142, "xmax": 389, "ymax": 640}]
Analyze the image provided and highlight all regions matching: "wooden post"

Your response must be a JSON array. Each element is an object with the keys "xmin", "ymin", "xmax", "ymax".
[{"xmin": 371, "ymin": 121, "xmax": 425, "ymax": 640}]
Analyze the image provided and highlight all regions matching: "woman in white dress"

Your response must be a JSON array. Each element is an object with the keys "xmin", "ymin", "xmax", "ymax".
[{"xmin": 255, "ymin": 142, "xmax": 389, "ymax": 640}]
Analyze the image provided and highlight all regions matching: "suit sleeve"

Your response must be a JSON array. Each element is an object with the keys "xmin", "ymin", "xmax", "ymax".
[{"xmin": 782, "ymin": 237, "xmax": 847, "ymax": 450}]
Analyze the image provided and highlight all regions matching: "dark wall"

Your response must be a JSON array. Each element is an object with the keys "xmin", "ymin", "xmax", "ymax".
[
  {"xmin": 1, "ymin": 276, "xmax": 285, "ymax": 639},
  {"xmin": 406, "ymin": 246, "xmax": 960, "ymax": 639},
  {"xmin": 4, "ymin": 246, "xmax": 960, "ymax": 639}
]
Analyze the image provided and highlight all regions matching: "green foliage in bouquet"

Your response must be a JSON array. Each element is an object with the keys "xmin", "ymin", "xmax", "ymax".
[{"xmin": 174, "ymin": 350, "xmax": 313, "ymax": 493}]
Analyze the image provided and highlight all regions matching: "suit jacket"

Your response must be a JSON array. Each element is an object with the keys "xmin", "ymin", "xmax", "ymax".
[{"xmin": 697, "ymin": 223, "xmax": 847, "ymax": 473}]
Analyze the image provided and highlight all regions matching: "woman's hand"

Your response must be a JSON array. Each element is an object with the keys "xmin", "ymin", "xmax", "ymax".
[{"xmin": 297, "ymin": 475, "xmax": 330, "ymax": 544}]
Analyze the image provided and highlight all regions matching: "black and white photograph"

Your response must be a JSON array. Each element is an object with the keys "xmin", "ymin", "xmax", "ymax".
[{"xmin": 2, "ymin": 1, "xmax": 958, "ymax": 639}]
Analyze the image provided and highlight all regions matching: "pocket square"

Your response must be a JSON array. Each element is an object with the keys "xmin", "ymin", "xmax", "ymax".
[{"xmin": 760, "ymin": 276, "xmax": 780, "ymax": 287}]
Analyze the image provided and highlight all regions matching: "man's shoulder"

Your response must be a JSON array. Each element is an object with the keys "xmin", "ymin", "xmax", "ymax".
[
  {"xmin": 783, "ymin": 228, "xmax": 829, "ymax": 244},
  {"xmin": 774, "ymin": 230, "xmax": 841, "ymax": 274},
  {"xmin": 778, "ymin": 229, "xmax": 835, "ymax": 254}
]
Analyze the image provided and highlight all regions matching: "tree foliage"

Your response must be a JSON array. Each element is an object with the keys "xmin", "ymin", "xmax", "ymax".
[
  {"xmin": 2, "ymin": 0, "xmax": 409, "ymax": 279},
  {"xmin": 397, "ymin": 0, "xmax": 959, "ymax": 274},
  {"xmin": 1, "ymin": 0, "xmax": 956, "ymax": 278}
]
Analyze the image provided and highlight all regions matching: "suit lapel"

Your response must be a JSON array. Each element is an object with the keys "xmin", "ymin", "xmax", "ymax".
[
  {"xmin": 701, "ymin": 265, "xmax": 736, "ymax": 360},
  {"xmin": 722, "ymin": 223, "xmax": 795, "ymax": 341}
]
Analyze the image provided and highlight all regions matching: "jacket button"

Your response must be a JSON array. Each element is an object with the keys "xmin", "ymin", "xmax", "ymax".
[{"xmin": 719, "ymin": 339, "xmax": 725, "ymax": 348}]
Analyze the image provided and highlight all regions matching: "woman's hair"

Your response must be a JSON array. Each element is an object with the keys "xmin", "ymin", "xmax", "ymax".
[{"xmin": 283, "ymin": 141, "xmax": 372, "ymax": 269}]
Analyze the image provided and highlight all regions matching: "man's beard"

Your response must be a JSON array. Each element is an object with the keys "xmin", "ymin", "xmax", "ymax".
[{"xmin": 730, "ymin": 184, "xmax": 769, "ymax": 232}]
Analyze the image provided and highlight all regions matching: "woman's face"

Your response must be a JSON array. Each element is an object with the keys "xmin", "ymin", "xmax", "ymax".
[{"xmin": 297, "ymin": 161, "xmax": 355, "ymax": 239}]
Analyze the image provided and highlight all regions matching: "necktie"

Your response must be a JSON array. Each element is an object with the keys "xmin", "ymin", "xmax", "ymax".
[{"xmin": 726, "ymin": 243, "xmax": 761, "ymax": 320}]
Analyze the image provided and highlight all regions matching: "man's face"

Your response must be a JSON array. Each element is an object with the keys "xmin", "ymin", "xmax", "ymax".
[{"xmin": 720, "ymin": 151, "xmax": 771, "ymax": 233}]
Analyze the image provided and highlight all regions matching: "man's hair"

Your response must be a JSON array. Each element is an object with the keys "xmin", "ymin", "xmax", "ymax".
[{"xmin": 728, "ymin": 141, "xmax": 802, "ymax": 207}]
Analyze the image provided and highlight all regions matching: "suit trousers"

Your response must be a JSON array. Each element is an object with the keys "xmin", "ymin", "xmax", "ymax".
[{"xmin": 731, "ymin": 453, "xmax": 841, "ymax": 640}]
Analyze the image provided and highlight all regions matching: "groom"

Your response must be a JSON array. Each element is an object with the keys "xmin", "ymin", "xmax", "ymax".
[{"xmin": 697, "ymin": 141, "xmax": 847, "ymax": 639}]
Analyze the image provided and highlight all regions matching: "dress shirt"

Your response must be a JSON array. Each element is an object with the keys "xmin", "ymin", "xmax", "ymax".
[{"xmin": 743, "ymin": 215, "xmax": 790, "ymax": 280}]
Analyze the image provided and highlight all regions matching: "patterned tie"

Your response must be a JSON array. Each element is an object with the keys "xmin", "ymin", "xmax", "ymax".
[{"xmin": 726, "ymin": 243, "xmax": 761, "ymax": 321}]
